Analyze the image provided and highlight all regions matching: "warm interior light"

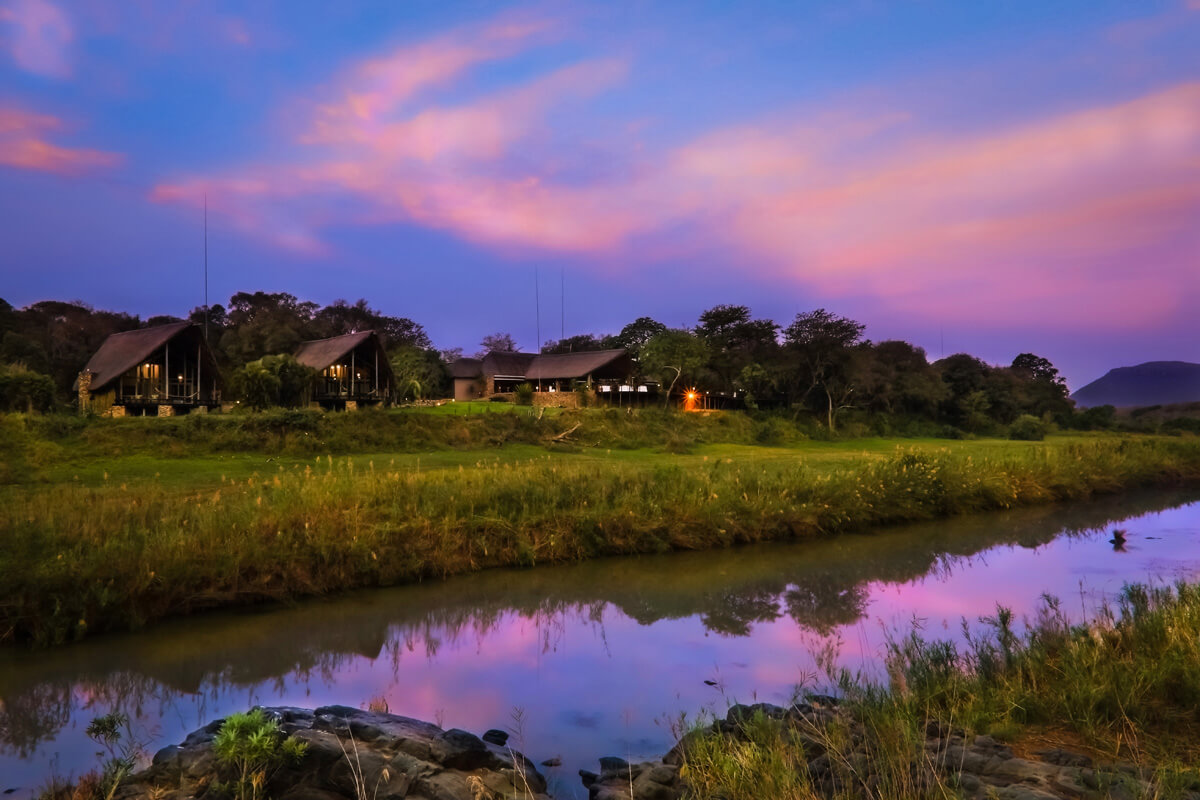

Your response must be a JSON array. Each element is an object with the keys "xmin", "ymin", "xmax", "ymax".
[{"xmin": 687, "ymin": 392, "xmax": 697, "ymax": 400}]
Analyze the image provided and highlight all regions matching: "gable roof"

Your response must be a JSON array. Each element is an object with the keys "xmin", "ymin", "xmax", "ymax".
[
  {"xmin": 294, "ymin": 330, "xmax": 396, "ymax": 387},
  {"xmin": 78, "ymin": 321, "xmax": 215, "ymax": 393},
  {"xmin": 481, "ymin": 351, "xmax": 537, "ymax": 377},
  {"xmin": 294, "ymin": 331, "xmax": 377, "ymax": 370},
  {"xmin": 525, "ymin": 349, "xmax": 631, "ymax": 380},
  {"xmin": 448, "ymin": 357, "xmax": 482, "ymax": 379},
  {"xmin": 457, "ymin": 349, "xmax": 633, "ymax": 382}
]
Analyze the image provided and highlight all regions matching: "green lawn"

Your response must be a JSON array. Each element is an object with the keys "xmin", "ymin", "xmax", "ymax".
[{"xmin": 32, "ymin": 431, "xmax": 1117, "ymax": 489}]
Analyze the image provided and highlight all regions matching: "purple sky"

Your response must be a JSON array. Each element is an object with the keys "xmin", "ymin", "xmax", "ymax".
[{"xmin": 1, "ymin": 1, "xmax": 1198, "ymax": 389}]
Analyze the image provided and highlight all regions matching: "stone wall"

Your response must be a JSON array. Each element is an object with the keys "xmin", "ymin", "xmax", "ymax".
[
  {"xmin": 108, "ymin": 404, "xmax": 126, "ymax": 418},
  {"xmin": 157, "ymin": 405, "xmax": 174, "ymax": 417},
  {"xmin": 532, "ymin": 391, "xmax": 588, "ymax": 409},
  {"xmin": 345, "ymin": 400, "xmax": 358, "ymax": 412}
]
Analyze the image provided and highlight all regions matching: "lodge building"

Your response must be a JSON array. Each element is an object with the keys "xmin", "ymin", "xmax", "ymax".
[
  {"xmin": 293, "ymin": 330, "xmax": 395, "ymax": 410},
  {"xmin": 450, "ymin": 349, "xmax": 642, "ymax": 403},
  {"xmin": 75, "ymin": 322, "xmax": 223, "ymax": 417}
]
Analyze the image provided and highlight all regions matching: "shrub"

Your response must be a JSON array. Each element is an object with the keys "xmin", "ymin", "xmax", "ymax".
[
  {"xmin": 753, "ymin": 416, "xmax": 795, "ymax": 446},
  {"xmin": 213, "ymin": 709, "xmax": 306, "ymax": 800},
  {"xmin": 0, "ymin": 364, "xmax": 56, "ymax": 413},
  {"xmin": 513, "ymin": 383, "xmax": 534, "ymax": 406},
  {"xmin": 575, "ymin": 384, "xmax": 591, "ymax": 408},
  {"xmin": 1009, "ymin": 414, "xmax": 1046, "ymax": 441}
]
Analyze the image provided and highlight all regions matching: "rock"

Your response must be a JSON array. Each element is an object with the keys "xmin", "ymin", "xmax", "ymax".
[
  {"xmin": 114, "ymin": 706, "xmax": 550, "ymax": 800},
  {"xmin": 1035, "ymin": 748, "xmax": 1094, "ymax": 769},
  {"xmin": 151, "ymin": 745, "xmax": 180, "ymax": 766},
  {"xmin": 482, "ymin": 728, "xmax": 509, "ymax": 746},
  {"xmin": 431, "ymin": 728, "xmax": 503, "ymax": 771},
  {"xmin": 725, "ymin": 702, "xmax": 786, "ymax": 724},
  {"xmin": 580, "ymin": 769, "xmax": 599, "ymax": 787},
  {"xmin": 599, "ymin": 756, "xmax": 631, "ymax": 776}
]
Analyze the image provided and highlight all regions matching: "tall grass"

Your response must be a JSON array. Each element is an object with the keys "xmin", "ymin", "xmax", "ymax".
[
  {"xmin": 2, "ymin": 437, "xmax": 1200, "ymax": 644},
  {"xmin": 680, "ymin": 581, "xmax": 1200, "ymax": 799}
]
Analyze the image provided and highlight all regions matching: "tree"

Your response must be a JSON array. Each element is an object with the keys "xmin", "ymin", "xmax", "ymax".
[
  {"xmin": 477, "ymin": 332, "xmax": 518, "ymax": 356},
  {"xmin": 314, "ymin": 299, "xmax": 431, "ymax": 349},
  {"xmin": 860, "ymin": 340, "xmax": 946, "ymax": 418},
  {"xmin": 696, "ymin": 305, "xmax": 780, "ymax": 393},
  {"xmin": 782, "ymin": 309, "xmax": 866, "ymax": 430},
  {"xmin": 231, "ymin": 355, "xmax": 315, "ymax": 410},
  {"xmin": 542, "ymin": 333, "xmax": 616, "ymax": 354},
  {"xmin": 0, "ymin": 364, "xmax": 56, "ymax": 412},
  {"xmin": 221, "ymin": 291, "xmax": 320, "ymax": 366},
  {"xmin": 613, "ymin": 317, "xmax": 667, "ymax": 359},
  {"xmin": 935, "ymin": 353, "xmax": 993, "ymax": 431},
  {"xmin": 233, "ymin": 360, "xmax": 280, "ymax": 411},
  {"xmin": 391, "ymin": 347, "xmax": 448, "ymax": 401},
  {"xmin": 640, "ymin": 329, "xmax": 708, "ymax": 406},
  {"xmin": 1009, "ymin": 353, "xmax": 1072, "ymax": 419}
]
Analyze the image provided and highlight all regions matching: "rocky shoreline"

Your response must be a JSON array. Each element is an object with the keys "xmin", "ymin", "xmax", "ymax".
[{"xmin": 109, "ymin": 702, "xmax": 1195, "ymax": 800}]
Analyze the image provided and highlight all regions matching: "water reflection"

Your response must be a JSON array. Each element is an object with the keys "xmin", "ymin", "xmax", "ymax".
[{"xmin": 2, "ymin": 489, "xmax": 1199, "ymax": 790}]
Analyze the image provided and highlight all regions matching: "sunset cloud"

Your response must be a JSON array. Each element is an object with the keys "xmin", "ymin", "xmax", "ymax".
[
  {"xmin": 0, "ymin": 105, "xmax": 121, "ymax": 174},
  {"xmin": 0, "ymin": 0, "xmax": 72, "ymax": 78},
  {"xmin": 146, "ymin": 9, "xmax": 1200, "ymax": 329}
]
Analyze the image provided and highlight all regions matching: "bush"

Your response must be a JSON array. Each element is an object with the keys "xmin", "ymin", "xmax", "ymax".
[
  {"xmin": 1009, "ymin": 414, "xmax": 1046, "ymax": 441},
  {"xmin": 0, "ymin": 364, "xmax": 56, "ymax": 412},
  {"xmin": 513, "ymin": 383, "xmax": 534, "ymax": 406},
  {"xmin": 575, "ymin": 384, "xmax": 591, "ymax": 408},
  {"xmin": 754, "ymin": 416, "xmax": 795, "ymax": 446},
  {"xmin": 214, "ymin": 709, "xmax": 306, "ymax": 800}
]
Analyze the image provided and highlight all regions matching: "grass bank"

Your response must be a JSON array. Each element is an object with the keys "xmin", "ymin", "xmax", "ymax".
[
  {"xmin": 680, "ymin": 581, "xmax": 1200, "ymax": 799},
  {"xmin": 2, "ymin": 431, "xmax": 1200, "ymax": 646}
]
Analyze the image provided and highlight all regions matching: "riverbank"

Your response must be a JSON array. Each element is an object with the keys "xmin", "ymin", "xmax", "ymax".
[
  {"xmin": 3, "ymin": 428, "xmax": 1200, "ymax": 645},
  {"xmin": 49, "ymin": 580, "xmax": 1200, "ymax": 800},
  {"xmin": 671, "ymin": 580, "xmax": 1200, "ymax": 800}
]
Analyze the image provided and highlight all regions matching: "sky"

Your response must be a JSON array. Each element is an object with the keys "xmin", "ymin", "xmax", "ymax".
[{"xmin": 0, "ymin": 0, "xmax": 1198, "ymax": 390}]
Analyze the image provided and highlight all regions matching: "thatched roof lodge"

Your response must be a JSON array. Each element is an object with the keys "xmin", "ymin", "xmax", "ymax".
[
  {"xmin": 294, "ymin": 330, "xmax": 394, "ymax": 410},
  {"xmin": 75, "ymin": 321, "xmax": 224, "ymax": 417},
  {"xmin": 450, "ymin": 349, "xmax": 635, "ymax": 402}
]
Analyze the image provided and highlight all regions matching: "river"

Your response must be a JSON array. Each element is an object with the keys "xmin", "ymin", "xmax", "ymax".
[{"xmin": 3, "ymin": 489, "xmax": 1200, "ymax": 795}]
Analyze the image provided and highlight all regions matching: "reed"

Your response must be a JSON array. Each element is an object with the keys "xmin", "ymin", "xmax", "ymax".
[
  {"xmin": 680, "ymin": 581, "xmax": 1200, "ymax": 799},
  {"xmin": 2, "ymin": 436, "xmax": 1199, "ymax": 645}
]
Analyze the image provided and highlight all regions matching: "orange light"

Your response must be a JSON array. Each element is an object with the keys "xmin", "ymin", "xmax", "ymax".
[{"xmin": 687, "ymin": 392, "xmax": 696, "ymax": 400}]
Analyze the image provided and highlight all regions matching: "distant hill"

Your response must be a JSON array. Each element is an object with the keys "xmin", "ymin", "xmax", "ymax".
[{"xmin": 1072, "ymin": 361, "xmax": 1200, "ymax": 408}]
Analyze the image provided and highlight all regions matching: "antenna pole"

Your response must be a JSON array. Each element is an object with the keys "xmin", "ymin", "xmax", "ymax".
[
  {"xmin": 535, "ymin": 267, "xmax": 541, "ymax": 354},
  {"xmin": 560, "ymin": 267, "xmax": 564, "ymax": 342},
  {"xmin": 204, "ymin": 193, "xmax": 209, "ymax": 344}
]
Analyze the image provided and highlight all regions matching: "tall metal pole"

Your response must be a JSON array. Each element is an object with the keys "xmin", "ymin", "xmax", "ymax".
[
  {"xmin": 560, "ymin": 267, "xmax": 564, "ymax": 343},
  {"xmin": 535, "ymin": 267, "xmax": 541, "ymax": 354},
  {"xmin": 204, "ymin": 194, "xmax": 210, "ymax": 344}
]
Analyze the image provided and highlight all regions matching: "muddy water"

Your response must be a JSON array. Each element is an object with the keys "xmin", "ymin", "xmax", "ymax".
[{"xmin": 2, "ymin": 489, "xmax": 1200, "ymax": 795}]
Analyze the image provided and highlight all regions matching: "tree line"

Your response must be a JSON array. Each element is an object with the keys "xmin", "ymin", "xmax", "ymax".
[{"xmin": 0, "ymin": 294, "xmax": 1093, "ymax": 436}]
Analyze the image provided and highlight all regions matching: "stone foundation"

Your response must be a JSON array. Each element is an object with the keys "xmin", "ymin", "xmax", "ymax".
[
  {"xmin": 157, "ymin": 405, "xmax": 174, "ymax": 417},
  {"xmin": 108, "ymin": 405, "xmax": 126, "ymax": 418},
  {"xmin": 532, "ymin": 391, "xmax": 590, "ymax": 409},
  {"xmin": 345, "ymin": 400, "xmax": 358, "ymax": 412}
]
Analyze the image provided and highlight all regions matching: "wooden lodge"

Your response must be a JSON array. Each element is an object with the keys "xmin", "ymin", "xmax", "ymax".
[
  {"xmin": 294, "ymin": 330, "xmax": 394, "ymax": 410},
  {"xmin": 451, "ymin": 349, "xmax": 638, "ymax": 403},
  {"xmin": 75, "ymin": 322, "xmax": 224, "ymax": 417}
]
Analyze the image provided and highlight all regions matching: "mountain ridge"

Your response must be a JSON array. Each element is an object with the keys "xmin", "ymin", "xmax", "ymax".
[{"xmin": 1071, "ymin": 361, "xmax": 1200, "ymax": 408}]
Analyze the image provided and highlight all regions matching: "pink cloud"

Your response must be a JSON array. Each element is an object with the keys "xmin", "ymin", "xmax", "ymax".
[
  {"xmin": 0, "ymin": 0, "xmax": 72, "ymax": 78},
  {"xmin": 146, "ymin": 8, "xmax": 1200, "ymax": 329},
  {"xmin": 306, "ymin": 14, "xmax": 560, "ymax": 144},
  {"xmin": 704, "ymin": 83, "xmax": 1200, "ymax": 326},
  {"xmin": 0, "ymin": 105, "xmax": 121, "ymax": 174}
]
